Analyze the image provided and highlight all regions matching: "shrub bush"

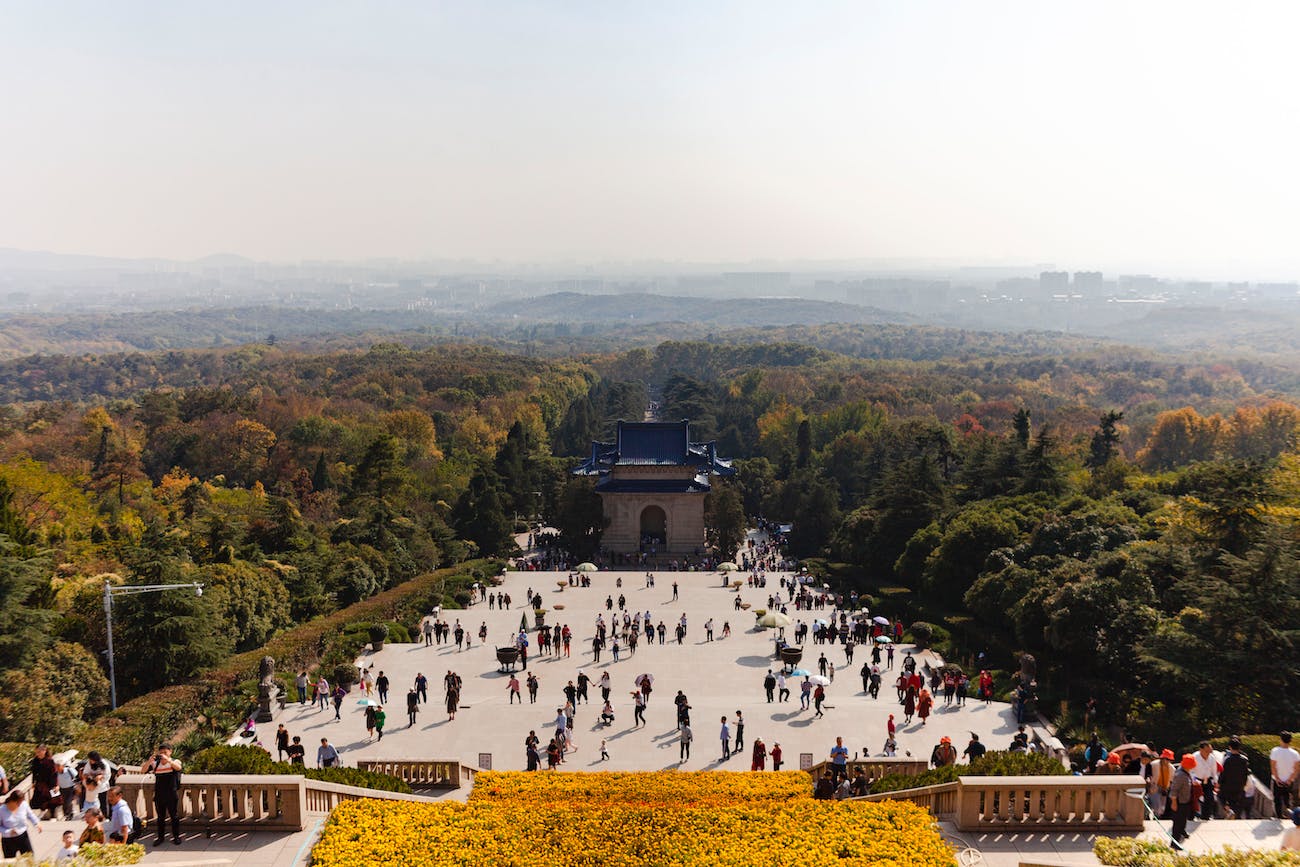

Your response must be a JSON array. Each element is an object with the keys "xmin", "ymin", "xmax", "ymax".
[
  {"xmin": 367, "ymin": 623, "xmax": 388, "ymax": 644},
  {"xmin": 870, "ymin": 765, "xmax": 960, "ymax": 794},
  {"xmin": 868, "ymin": 750, "xmax": 1065, "ymax": 794},
  {"xmin": 187, "ymin": 745, "xmax": 411, "ymax": 793},
  {"xmin": 1095, "ymin": 837, "xmax": 1300, "ymax": 865},
  {"xmin": 385, "ymin": 622, "xmax": 411, "ymax": 644},
  {"xmin": 966, "ymin": 750, "xmax": 1067, "ymax": 776}
]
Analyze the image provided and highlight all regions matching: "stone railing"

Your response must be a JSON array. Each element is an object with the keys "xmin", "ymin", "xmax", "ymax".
[
  {"xmin": 355, "ymin": 759, "xmax": 477, "ymax": 789},
  {"xmin": 806, "ymin": 758, "xmax": 929, "ymax": 782},
  {"xmin": 953, "ymin": 775, "xmax": 1144, "ymax": 830},
  {"xmin": 860, "ymin": 781, "xmax": 960, "ymax": 817},
  {"xmin": 859, "ymin": 775, "xmax": 1145, "ymax": 831},
  {"xmin": 116, "ymin": 774, "xmax": 430, "ymax": 832}
]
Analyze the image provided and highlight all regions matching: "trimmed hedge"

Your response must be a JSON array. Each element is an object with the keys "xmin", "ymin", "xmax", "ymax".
[
  {"xmin": 188, "ymin": 744, "xmax": 412, "ymax": 794},
  {"xmin": 869, "ymin": 750, "xmax": 1067, "ymax": 795},
  {"xmin": 1096, "ymin": 838, "xmax": 1300, "ymax": 865},
  {"xmin": 73, "ymin": 560, "xmax": 494, "ymax": 764}
]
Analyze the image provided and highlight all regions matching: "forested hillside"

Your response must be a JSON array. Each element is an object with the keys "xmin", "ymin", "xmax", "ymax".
[{"xmin": 0, "ymin": 331, "xmax": 1297, "ymax": 749}]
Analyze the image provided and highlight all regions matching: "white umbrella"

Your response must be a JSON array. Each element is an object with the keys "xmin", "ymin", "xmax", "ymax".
[
  {"xmin": 634, "ymin": 673, "xmax": 654, "ymax": 687},
  {"xmin": 757, "ymin": 611, "xmax": 792, "ymax": 628},
  {"xmin": 576, "ymin": 562, "xmax": 598, "ymax": 572},
  {"xmin": 813, "ymin": 618, "xmax": 829, "ymax": 626},
  {"xmin": 873, "ymin": 616, "xmax": 890, "ymax": 626},
  {"xmin": 808, "ymin": 675, "xmax": 831, "ymax": 686},
  {"xmin": 356, "ymin": 698, "xmax": 379, "ymax": 706},
  {"xmin": 874, "ymin": 636, "xmax": 893, "ymax": 644},
  {"xmin": 718, "ymin": 562, "xmax": 739, "ymax": 571}
]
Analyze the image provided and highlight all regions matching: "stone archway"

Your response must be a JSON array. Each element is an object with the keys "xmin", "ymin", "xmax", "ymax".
[{"xmin": 640, "ymin": 504, "xmax": 667, "ymax": 546}]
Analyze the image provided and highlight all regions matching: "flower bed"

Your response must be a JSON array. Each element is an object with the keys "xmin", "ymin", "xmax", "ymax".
[
  {"xmin": 468, "ymin": 769, "xmax": 811, "ymax": 804},
  {"xmin": 313, "ymin": 772, "xmax": 953, "ymax": 867},
  {"xmin": 1096, "ymin": 838, "xmax": 1300, "ymax": 865}
]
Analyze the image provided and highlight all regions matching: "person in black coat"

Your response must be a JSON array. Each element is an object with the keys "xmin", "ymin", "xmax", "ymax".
[{"xmin": 1219, "ymin": 737, "xmax": 1251, "ymax": 819}]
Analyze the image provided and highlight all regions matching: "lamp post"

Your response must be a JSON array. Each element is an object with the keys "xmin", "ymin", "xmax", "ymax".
[{"xmin": 103, "ymin": 580, "xmax": 205, "ymax": 710}]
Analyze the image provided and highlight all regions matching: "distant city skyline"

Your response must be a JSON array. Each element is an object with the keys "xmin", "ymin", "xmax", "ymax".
[{"xmin": 4, "ymin": 2, "xmax": 1300, "ymax": 278}]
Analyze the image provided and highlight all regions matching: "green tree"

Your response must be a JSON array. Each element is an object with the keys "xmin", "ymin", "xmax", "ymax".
[
  {"xmin": 113, "ymin": 564, "xmax": 230, "ymax": 699},
  {"xmin": 0, "ymin": 537, "xmax": 54, "ymax": 669},
  {"xmin": 1087, "ymin": 410, "xmax": 1124, "ymax": 469},
  {"xmin": 553, "ymin": 477, "xmax": 605, "ymax": 562},
  {"xmin": 451, "ymin": 465, "xmax": 516, "ymax": 557},
  {"xmin": 355, "ymin": 433, "xmax": 404, "ymax": 500},
  {"xmin": 705, "ymin": 483, "xmax": 747, "ymax": 561},
  {"xmin": 201, "ymin": 560, "xmax": 293, "ymax": 652},
  {"xmin": 0, "ymin": 641, "xmax": 109, "ymax": 743}
]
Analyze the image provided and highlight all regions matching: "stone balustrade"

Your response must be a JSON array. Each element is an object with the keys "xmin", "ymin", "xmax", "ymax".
[
  {"xmin": 859, "ymin": 775, "xmax": 1145, "ymax": 831},
  {"xmin": 953, "ymin": 775, "xmax": 1145, "ymax": 830},
  {"xmin": 860, "ymin": 781, "xmax": 960, "ymax": 817},
  {"xmin": 115, "ymin": 774, "xmax": 430, "ymax": 832},
  {"xmin": 806, "ymin": 758, "xmax": 929, "ymax": 782},
  {"xmin": 355, "ymin": 759, "xmax": 476, "ymax": 789}
]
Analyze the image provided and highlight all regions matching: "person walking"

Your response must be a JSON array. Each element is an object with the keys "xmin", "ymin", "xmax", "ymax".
[
  {"xmin": 720, "ymin": 717, "xmax": 732, "ymax": 760},
  {"xmin": 295, "ymin": 671, "xmax": 309, "ymax": 704},
  {"xmin": 1219, "ymin": 738, "xmax": 1249, "ymax": 819},
  {"xmin": 751, "ymin": 738, "xmax": 768, "ymax": 771},
  {"xmin": 764, "ymin": 671, "xmax": 776, "ymax": 703},
  {"xmin": 800, "ymin": 678, "xmax": 812, "ymax": 710},
  {"xmin": 777, "ymin": 671, "xmax": 789, "ymax": 702},
  {"xmin": 374, "ymin": 706, "xmax": 386, "ymax": 741},
  {"xmin": 634, "ymin": 691, "xmax": 646, "ymax": 727},
  {"xmin": 143, "ymin": 743, "xmax": 183, "ymax": 846},
  {"xmin": 1273, "ymin": 732, "xmax": 1300, "ymax": 820},
  {"xmin": 415, "ymin": 672, "xmax": 428, "ymax": 704},
  {"xmin": 0, "ymin": 790, "xmax": 41, "ymax": 858},
  {"xmin": 599, "ymin": 672, "xmax": 611, "ymax": 703},
  {"xmin": 527, "ymin": 672, "xmax": 539, "ymax": 704},
  {"xmin": 771, "ymin": 742, "xmax": 783, "ymax": 771},
  {"xmin": 332, "ymin": 685, "xmax": 344, "ymax": 721},
  {"xmin": 734, "ymin": 710, "xmax": 745, "ymax": 752},
  {"xmin": 376, "ymin": 671, "xmax": 389, "ymax": 705},
  {"xmin": 679, "ymin": 722, "xmax": 693, "ymax": 762},
  {"xmin": 364, "ymin": 704, "xmax": 377, "ymax": 740},
  {"xmin": 814, "ymin": 684, "xmax": 826, "ymax": 718},
  {"xmin": 407, "ymin": 688, "xmax": 420, "ymax": 726},
  {"xmin": 317, "ymin": 739, "xmax": 340, "ymax": 769},
  {"xmin": 275, "ymin": 724, "xmax": 289, "ymax": 761},
  {"xmin": 508, "ymin": 675, "xmax": 522, "ymax": 704},
  {"xmin": 1170, "ymin": 754, "xmax": 1196, "ymax": 848},
  {"xmin": 316, "ymin": 675, "xmax": 330, "ymax": 711}
]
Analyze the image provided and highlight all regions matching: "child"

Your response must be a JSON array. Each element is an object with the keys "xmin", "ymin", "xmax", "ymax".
[
  {"xmin": 600, "ymin": 740, "xmax": 609, "ymax": 762},
  {"xmin": 55, "ymin": 830, "xmax": 79, "ymax": 862}
]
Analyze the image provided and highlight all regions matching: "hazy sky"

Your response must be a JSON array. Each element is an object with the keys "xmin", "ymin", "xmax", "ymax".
[{"xmin": 3, "ymin": 2, "xmax": 1298, "ymax": 274}]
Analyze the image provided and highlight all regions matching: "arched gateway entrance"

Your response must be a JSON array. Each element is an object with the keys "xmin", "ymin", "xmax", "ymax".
[{"xmin": 640, "ymin": 505, "xmax": 667, "ymax": 546}]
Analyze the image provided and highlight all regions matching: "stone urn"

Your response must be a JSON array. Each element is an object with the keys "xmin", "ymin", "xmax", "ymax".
[
  {"xmin": 496, "ymin": 646, "xmax": 520, "ymax": 672},
  {"xmin": 779, "ymin": 646, "xmax": 803, "ymax": 668},
  {"xmin": 533, "ymin": 609, "xmax": 547, "ymax": 629}
]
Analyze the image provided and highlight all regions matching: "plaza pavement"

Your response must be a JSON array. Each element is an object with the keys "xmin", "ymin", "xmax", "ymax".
[{"xmin": 267, "ymin": 567, "xmax": 1023, "ymax": 774}]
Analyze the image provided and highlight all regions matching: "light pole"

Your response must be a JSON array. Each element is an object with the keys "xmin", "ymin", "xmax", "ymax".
[{"xmin": 103, "ymin": 580, "xmax": 205, "ymax": 710}]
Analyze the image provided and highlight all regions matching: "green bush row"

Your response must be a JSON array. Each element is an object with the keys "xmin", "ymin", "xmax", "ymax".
[
  {"xmin": 1095, "ymin": 838, "xmax": 1300, "ymax": 865},
  {"xmin": 868, "ymin": 750, "xmax": 1067, "ymax": 795},
  {"xmin": 72, "ymin": 560, "xmax": 495, "ymax": 764},
  {"xmin": 187, "ymin": 744, "xmax": 412, "ymax": 793}
]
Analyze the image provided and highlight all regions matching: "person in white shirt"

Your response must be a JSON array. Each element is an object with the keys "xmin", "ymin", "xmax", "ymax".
[
  {"xmin": 1191, "ymin": 740, "xmax": 1221, "ymax": 819},
  {"xmin": 1272, "ymin": 732, "xmax": 1300, "ymax": 819},
  {"xmin": 54, "ymin": 829, "xmax": 79, "ymax": 862},
  {"xmin": 0, "ymin": 790, "xmax": 42, "ymax": 858}
]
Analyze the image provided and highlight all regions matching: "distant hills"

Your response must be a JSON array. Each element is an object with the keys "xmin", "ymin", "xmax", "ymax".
[{"xmin": 486, "ymin": 292, "xmax": 915, "ymax": 327}]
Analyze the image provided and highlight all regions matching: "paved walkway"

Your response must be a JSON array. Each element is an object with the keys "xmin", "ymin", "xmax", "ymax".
[
  {"xmin": 18, "ymin": 815, "xmax": 326, "ymax": 866},
  {"xmin": 944, "ymin": 816, "xmax": 1292, "ymax": 865},
  {"xmin": 266, "ymin": 567, "xmax": 1021, "ymax": 773}
]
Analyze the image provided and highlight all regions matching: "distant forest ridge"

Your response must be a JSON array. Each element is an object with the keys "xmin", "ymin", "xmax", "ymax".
[{"xmin": 2, "ymin": 293, "xmax": 1299, "ymax": 361}]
